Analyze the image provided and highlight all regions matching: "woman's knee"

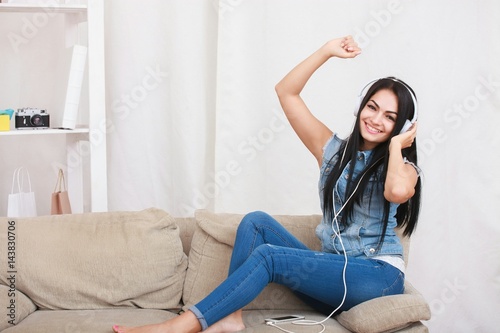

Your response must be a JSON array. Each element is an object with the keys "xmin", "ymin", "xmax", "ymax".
[
  {"xmin": 239, "ymin": 211, "xmax": 274, "ymax": 231},
  {"xmin": 253, "ymin": 243, "xmax": 275, "ymax": 255},
  {"xmin": 250, "ymin": 244, "xmax": 276, "ymax": 268}
]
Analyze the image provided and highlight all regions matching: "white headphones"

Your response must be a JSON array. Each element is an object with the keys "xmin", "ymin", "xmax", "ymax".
[{"xmin": 353, "ymin": 78, "xmax": 418, "ymax": 134}]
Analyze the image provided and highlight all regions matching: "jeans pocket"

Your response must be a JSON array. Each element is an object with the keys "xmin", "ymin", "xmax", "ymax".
[{"xmin": 381, "ymin": 268, "xmax": 405, "ymax": 296}]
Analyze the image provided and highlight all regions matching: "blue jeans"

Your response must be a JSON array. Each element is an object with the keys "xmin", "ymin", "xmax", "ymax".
[{"xmin": 190, "ymin": 211, "xmax": 404, "ymax": 330}]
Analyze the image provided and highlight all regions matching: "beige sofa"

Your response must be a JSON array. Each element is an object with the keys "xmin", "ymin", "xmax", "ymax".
[{"xmin": 0, "ymin": 208, "xmax": 430, "ymax": 333}]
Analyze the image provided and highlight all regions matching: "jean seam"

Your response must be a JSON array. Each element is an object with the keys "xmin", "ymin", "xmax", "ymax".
[
  {"xmin": 259, "ymin": 224, "xmax": 301, "ymax": 248},
  {"xmin": 381, "ymin": 271, "xmax": 404, "ymax": 296},
  {"xmin": 246, "ymin": 221, "xmax": 302, "ymax": 259}
]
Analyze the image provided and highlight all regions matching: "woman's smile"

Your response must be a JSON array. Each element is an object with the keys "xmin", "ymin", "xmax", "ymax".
[{"xmin": 365, "ymin": 122, "xmax": 382, "ymax": 134}]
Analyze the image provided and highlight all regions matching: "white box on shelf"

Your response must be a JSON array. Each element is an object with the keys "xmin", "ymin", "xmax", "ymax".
[{"xmin": 62, "ymin": 44, "xmax": 87, "ymax": 129}]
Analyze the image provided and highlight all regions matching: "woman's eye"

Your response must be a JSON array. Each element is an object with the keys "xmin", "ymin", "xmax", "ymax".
[
  {"xmin": 367, "ymin": 104, "xmax": 376, "ymax": 110},
  {"xmin": 386, "ymin": 115, "xmax": 396, "ymax": 122}
]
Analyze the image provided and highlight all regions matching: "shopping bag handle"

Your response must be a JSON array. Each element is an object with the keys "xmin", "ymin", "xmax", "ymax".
[
  {"xmin": 11, "ymin": 166, "xmax": 32, "ymax": 194},
  {"xmin": 53, "ymin": 169, "xmax": 67, "ymax": 193}
]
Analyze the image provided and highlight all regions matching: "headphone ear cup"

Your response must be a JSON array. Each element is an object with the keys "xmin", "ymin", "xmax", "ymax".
[{"xmin": 399, "ymin": 120, "xmax": 412, "ymax": 134}]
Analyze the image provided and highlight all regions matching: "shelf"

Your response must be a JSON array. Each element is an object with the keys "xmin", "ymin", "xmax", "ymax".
[
  {"xmin": 0, "ymin": 0, "xmax": 107, "ymax": 213},
  {"xmin": 0, "ymin": 127, "xmax": 89, "ymax": 136},
  {"xmin": 0, "ymin": 3, "xmax": 86, "ymax": 13}
]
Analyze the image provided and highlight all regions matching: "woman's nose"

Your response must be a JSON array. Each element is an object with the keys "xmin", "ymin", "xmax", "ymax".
[{"xmin": 372, "ymin": 111, "xmax": 383, "ymax": 124}]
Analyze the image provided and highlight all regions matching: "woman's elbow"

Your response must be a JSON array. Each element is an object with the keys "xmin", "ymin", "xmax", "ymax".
[
  {"xmin": 275, "ymin": 82, "xmax": 285, "ymax": 98},
  {"xmin": 384, "ymin": 185, "xmax": 415, "ymax": 204}
]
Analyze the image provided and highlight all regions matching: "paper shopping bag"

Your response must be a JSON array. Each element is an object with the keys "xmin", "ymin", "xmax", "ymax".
[
  {"xmin": 51, "ymin": 169, "xmax": 72, "ymax": 215},
  {"xmin": 7, "ymin": 167, "xmax": 37, "ymax": 217}
]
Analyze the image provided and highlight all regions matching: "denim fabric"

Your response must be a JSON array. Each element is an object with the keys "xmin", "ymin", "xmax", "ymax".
[
  {"xmin": 190, "ymin": 212, "xmax": 404, "ymax": 330},
  {"xmin": 316, "ymin": 134, "xmax": 403, "ymax": 258}
]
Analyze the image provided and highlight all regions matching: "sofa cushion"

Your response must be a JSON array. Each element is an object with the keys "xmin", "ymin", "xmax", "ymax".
[
  {"xmin": 242, "ymin": 310, "xmax": 351, "ymax": 332},
  {"xmin": 0, "ymin": 285, "xmax": 37, "ymax": 331},
  {"xmin": 0, "ymin": 208, "xmax": 187, "ymax": 311},
  {"xmin": 174, "ymin": 217, "xmax": 198, "ymax": 255},
  {"xmin": 0, "ymin": 308, "xmax": 177, "ymax": 333},
  {"xmin": 182, "ymin": 210, "xmax": 322, "ymax": 311},
  {"xmin": 335, "ymin": 281, "xmax": 431, "ymax": 333}
]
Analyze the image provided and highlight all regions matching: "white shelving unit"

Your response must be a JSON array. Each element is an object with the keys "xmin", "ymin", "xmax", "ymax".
[
  {"xmin": 0, "ymin": 0, "xmax": 107, "ymax": 213},
  {"xmin": 0, "ymin": 128, "xmax": 89, "ymax": 135},
  {"xmin": 0, "ymin": 3, "xmax": 86, "ymax": 13}
]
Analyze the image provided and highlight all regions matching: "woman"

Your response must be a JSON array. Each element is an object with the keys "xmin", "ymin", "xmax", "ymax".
[{"xmin": 113, "ymin": 35, "xmax": 421, "ymax": 333}]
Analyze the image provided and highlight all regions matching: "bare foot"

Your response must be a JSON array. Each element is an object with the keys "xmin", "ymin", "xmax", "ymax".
[
  {"xmin": 112, "ymin": 322, "xmax": 168, "ymax": 333},
  {"xmin": 203, "ymin": 311, "xmax": 245, "ymax": 333}
]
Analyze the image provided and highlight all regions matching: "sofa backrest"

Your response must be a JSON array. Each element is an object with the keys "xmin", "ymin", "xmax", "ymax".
[
  {"xmin": 174, "ymin": 216, "xmax": 198, "ymax": 255},
  {"xmin": 0, "ymin": 208, "xmax": 187, "ymax": 311}
]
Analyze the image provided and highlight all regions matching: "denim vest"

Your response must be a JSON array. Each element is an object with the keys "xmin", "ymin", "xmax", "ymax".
[{"xmin": 316, "ymin": 135, "xmax": 403, "ymax": 259}]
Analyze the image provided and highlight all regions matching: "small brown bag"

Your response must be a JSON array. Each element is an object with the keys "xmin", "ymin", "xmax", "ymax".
[{"xmin": 51, "ymin": 169, "xmax": 72, "ymax": 215}]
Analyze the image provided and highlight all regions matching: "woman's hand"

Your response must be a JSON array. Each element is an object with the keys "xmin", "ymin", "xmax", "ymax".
[
  {"xmin": 323, "ymin": 36, "xmax": 362, "ymax": 59},
  {"xmin": 390, "ymin": 122, "xmax": 418, "ymax": 150}
]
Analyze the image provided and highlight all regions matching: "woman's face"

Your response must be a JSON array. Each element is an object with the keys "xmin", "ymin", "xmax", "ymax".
[{"xmin": 359, "ymin": 89, "xmax": 399, "ymax": 150}]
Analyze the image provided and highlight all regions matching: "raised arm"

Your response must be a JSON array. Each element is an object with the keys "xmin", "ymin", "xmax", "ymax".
[{"xmin": 275, "ymin": 36, "xmax": 361, "ymax": 166}]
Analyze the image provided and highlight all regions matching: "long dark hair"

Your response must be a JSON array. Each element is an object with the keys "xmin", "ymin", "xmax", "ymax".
[{"xmin": 322, "ymin": 77, "xmax": 421, "ymax": 243}]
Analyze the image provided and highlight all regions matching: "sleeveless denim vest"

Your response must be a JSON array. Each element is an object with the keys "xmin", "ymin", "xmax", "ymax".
[{"xmin": 316, "ymin": 134, "xmax": 403, "ymax": 259}]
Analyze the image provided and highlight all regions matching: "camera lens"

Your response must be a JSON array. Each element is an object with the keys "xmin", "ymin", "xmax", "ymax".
[{"xmin": 31, "ymin": 114, "xmax": 43, "ymax": 126}]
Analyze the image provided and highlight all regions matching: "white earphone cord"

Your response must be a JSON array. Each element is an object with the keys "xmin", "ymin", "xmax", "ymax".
[
  {"xmin": 270, "ymin": 144, "xmax": 382, "ymax": 333},
  {"xmin": 273, "ymin": 79, "xmax": 412, "ymax": 333}
]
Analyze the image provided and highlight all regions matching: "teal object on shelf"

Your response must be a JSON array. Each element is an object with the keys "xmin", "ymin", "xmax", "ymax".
[{"xmin": 0, "ymin": 109, "xmax": 14, "ymax": 119}]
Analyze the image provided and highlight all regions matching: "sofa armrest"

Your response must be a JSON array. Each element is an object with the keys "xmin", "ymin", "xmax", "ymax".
[
  {"xmin": 0, "ymin": 284, "xmax": 37, "ymax": 330},
  {"xmin": 335, "ymin": 281, "xmax": 431, "ymax": 333}
]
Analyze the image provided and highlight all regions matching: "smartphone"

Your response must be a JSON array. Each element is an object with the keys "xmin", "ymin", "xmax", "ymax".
[{"xmin": 264, "ymin": 315, "xmax": 305, "ymax": 324}]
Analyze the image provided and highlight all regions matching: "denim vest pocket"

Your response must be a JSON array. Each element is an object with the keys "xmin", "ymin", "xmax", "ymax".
[{"xmin": 363, "ymin": 237, "xmax": 403, "ymax": 257}]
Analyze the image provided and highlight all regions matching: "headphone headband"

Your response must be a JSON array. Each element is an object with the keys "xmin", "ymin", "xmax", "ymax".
[{"xmin": 354, "ymin": 77, "xmax": 418, "ymax": 134}]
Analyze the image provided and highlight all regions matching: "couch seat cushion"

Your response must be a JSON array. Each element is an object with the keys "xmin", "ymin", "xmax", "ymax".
[
  {"xmin": 0, "ymin": 309, "xmax": 177, "ymax": 333},
  {"xmin": 0, "ymin": 208, "xmax": 187, "ymax": 311},
  {"xmin": 241, "ymin": 309, "xmax": 351, "ymax": 332}
]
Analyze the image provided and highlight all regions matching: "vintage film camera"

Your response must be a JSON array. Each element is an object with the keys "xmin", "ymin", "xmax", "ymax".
[{"xmin": 15, "ymin": 108, "xmax": 50, "ymax": 129}]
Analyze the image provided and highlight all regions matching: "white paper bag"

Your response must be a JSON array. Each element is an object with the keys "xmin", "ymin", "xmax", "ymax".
[{"xmin": 7, "ymin": 167, "xmax": 37, "ymax": 217}]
